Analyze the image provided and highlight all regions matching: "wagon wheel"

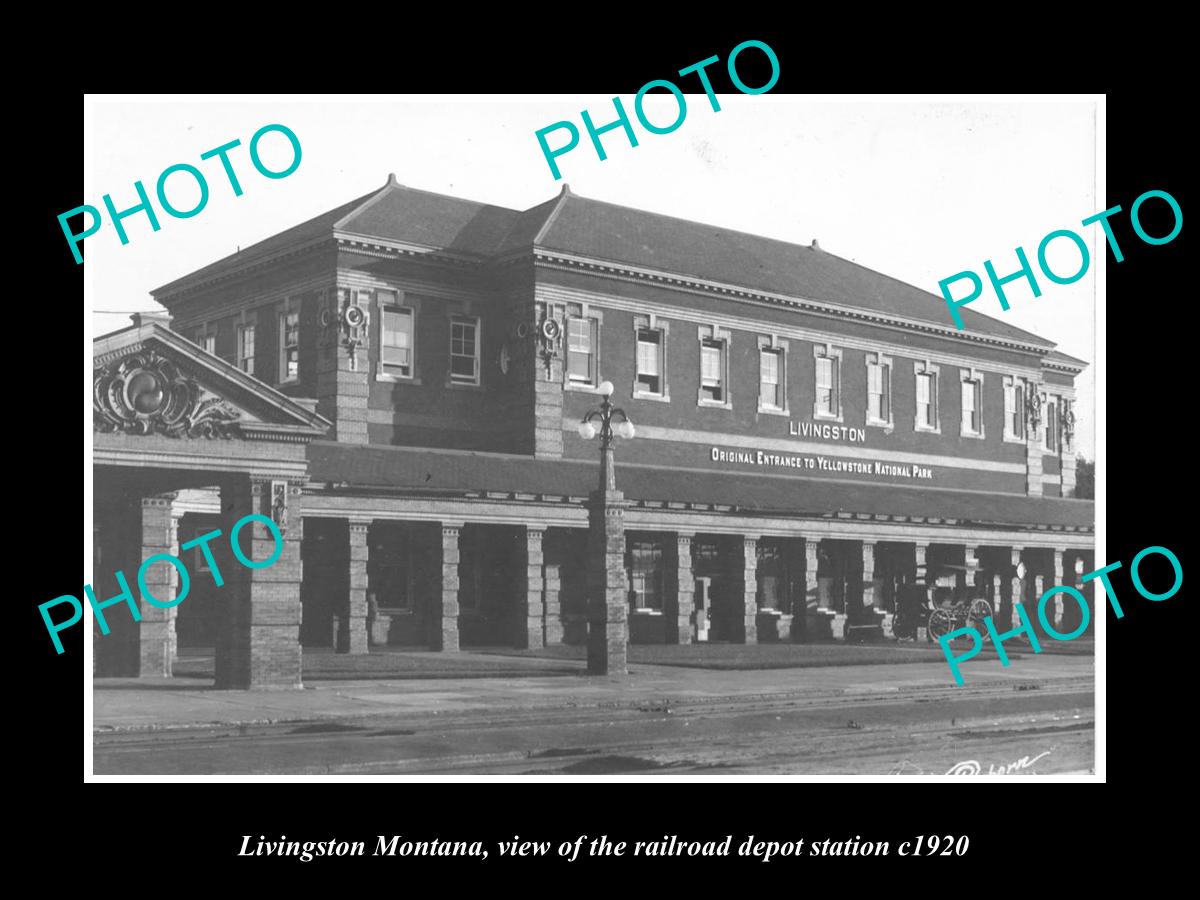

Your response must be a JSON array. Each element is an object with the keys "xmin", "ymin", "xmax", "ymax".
[
  {"xmin": 928, "ymin": 608, "xmax": 955, "ymax": 642},
  {"xmin": 968, "ymin": 600, "xmax": 994, "ymax": 642}
]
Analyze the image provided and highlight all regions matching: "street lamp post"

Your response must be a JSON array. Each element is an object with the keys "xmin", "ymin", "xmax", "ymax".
[{"xmin": 577, "ymin": 380, "xmax": 635, "ymax": 675}]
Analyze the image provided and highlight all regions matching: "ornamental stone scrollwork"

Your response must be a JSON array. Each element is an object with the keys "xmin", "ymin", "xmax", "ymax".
[
  {"xmin": 1062, "ymin": 400, "xmax": 1075, "ymax": 449},
  {"xmin": 94, "ymin": 349, "xmax": 241, "ymax": 438},
  {"xmin": 1025, "ymin": 389, "xmax": 1043, "ymax": 435},
  {"xmin": 537, "ymin": 305, "xmax": 562, "ymax": 377}
]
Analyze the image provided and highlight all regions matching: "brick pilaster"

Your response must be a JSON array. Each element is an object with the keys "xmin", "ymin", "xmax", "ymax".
[
  {"xmin": 315, "ymin": 287, "xmax": 369, "ymax": 445},
  {"xmin": 1061, "ymin": 453, "xmax": 1077, "ymax": 497},
  {"xmin": 532, "ymin": 303, "xmax": 564, "ymax": 458}
]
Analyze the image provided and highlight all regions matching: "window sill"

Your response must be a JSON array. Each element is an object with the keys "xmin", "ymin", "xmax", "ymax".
[
  {"xmin": 1003, "ymin": 433, "xmax": 1027, "ymax": 444},
  {"xmin": 812, "ymin": 411, "xmax": 844, "ymax": 423},
  {"xmin": 630, "ymin": 608, "xmax": 663, "ymax": 617},
  {"xmin": 960, "ymin": 429, "xmax": 986, "ymax": 440},
  {"xmin": 865, "ymin": 417, "xmax": 893, "ymax": 430},
  {"xmin": 633, "ymin": 389, "xmax": 671, "ymax": 403},
  {"xmin": 445, "ymin": 378, "xmax": 483, "ymax": 390},
  {"xmin": 278, "ymin": 377, "xmax": 300, "ymax": 386},
  {"xmin": 376, "ymin": 608, "xmax": 413, "ymax": 617},
  {"xmin": 757, "ymin": 404, "xmax": 790, "ymax": 417},
  {"xmin": 565, "ymin": 381, "xmax": 603, "ymax": 394},
  {"xmin": 376, "ymin": 373, "xmax": 422, "ymax": 385},
  {"xmin": 914, "ymin": 423, "xmax": 942, "ymax": 435},
  {"xmin": 698, "ymin": 398, "xmax": 733, "ymax": 410}
]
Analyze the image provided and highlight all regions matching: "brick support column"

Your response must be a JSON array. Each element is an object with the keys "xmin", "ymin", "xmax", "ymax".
[
  {"xmin": 543, "ymin": 561, "xmax": 562, "ymax": 645},
  {"xmin": 435, "ymin": 525, "xmax": 462, "ymax": 651},
  {"xmin": 1052, "ymin": 549, "xmax": 1065, "ymax": 629},
  {"xmin": 137, "ymin": 495, "xmax": 175, "ymax": 678},
  {"xmin": 804, "ymin": 538, "xmax": 833, "ymax": 639},
  {"xmin": 215, "ymin": 477, "xmax": 303, "ymax": 690},
  {"xmin": 914, "ymin": 542, "xmax": 931, "ymax": 642},
  {"xmin": 1010, "ymin": 548, "xmax": 1024, "ymax": 630},
  {"xmin": 965, "ymin": 546, "xmax": 980, "ymax": 597},
  {"xmin": 862, "ymin": 541, "xmax": 876, "ymax": 611},
  {"xmin": 736, "ymin": 536, "xmax": 759, "ymax": 644},
  {"xmin": 516, "ymin": 527, "xmax": 546, "ymax": 649},
  {"xmin": 167, "ymin": 506, "xmax": 183, "ymax": 666},
  {"xmin": 664, "ymin": 533, "xmax": 695, "ymax": 644},
  {"xmin": 342, "ymin": 520, "xmax": 369, "ymax": 654},
  {"xmin": 587, "ymin": 479, "xmax": 628, "ymax": 676}
]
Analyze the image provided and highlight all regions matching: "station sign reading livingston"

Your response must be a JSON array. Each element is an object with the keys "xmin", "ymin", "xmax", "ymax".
[{"xmin": 708, "ymin": 420, "xmax": 935, "ymax": 481}]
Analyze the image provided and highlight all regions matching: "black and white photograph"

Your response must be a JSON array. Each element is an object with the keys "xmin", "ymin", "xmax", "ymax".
[{"xmin": 80, "ymin": 92, "xmax": 1102, "ymax": 779}]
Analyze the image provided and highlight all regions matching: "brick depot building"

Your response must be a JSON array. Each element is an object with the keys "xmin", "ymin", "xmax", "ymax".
[{"xmin": 92, "ymin": 176, "xmax": 1094, "ymax": 688}]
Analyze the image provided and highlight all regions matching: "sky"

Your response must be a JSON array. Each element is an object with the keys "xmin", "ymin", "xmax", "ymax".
[{"xmin": 84, "ymin": 95, "xmax": 1099, "ymax": 458}]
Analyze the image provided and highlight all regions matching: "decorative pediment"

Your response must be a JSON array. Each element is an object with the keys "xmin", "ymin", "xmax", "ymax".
[
  {"xmin": 93, "ymin": 319, "xmax": 331, "ymax": 444},
  {"xmin": 94, "ymin": 349, "xmax": 242, "ymax": 438}
]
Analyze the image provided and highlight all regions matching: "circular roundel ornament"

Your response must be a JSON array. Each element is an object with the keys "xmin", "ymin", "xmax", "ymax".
[
  {"xmin": 541, "ymin": 318, "xmax": 561, "ymax": 341},
  {"xmin": 515, "ymin": 322, "xmax": 530, "ymax": 340},
  {"xmin": 498, "ymin": 343, "xmax": 511, "ymax": 375},
  {"xmin": 319, "ymin": 308, "xmax": 335, "ymax": 328},
  {"xmin": 344, "ymin": 305, "xmax": 366, "ymax": 328},
  {"xmin": 125, "ymin": 369, "xmax": 166, "ymax": 415}
]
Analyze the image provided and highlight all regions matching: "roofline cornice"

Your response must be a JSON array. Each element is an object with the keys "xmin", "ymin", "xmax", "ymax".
[
  {"xmin": 332, "ymin": 232, "xmax": 489, "ymax": 266},
  {"xmin": 154, "ymin": 236, "xmax": 335, "ymax": 305},
  {"xmin": 531, "ymin": 248, "xmax": 1057, "ymax": 357},
  {"xmin": 1043, "ymin": 358, "xmax": 1089, "ymax": 374}
]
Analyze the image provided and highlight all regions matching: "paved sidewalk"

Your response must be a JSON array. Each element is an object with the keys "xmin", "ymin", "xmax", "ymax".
[{"xmin": 93, "ymin": 652, "xmax": 1093, "ymax": 734}]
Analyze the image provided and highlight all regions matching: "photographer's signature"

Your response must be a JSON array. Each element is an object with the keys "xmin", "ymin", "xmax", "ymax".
[{"xmin": 891, "ymin": 749, "xmax": 1053, "ymax": 776}]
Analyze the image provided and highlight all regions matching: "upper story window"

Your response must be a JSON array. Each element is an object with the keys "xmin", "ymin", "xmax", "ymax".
[
  {"xmin": 960, "ymin": 370, "xmax": 984, "ymax": 438},
  {"xmin": 566, "ymin": 316, "xmax": 598, "ymax": 385},
  {"xmin": 378, "ymin": 289, "xmax": 414, "ymax": 380},
  {"xmin": 697, "ymin": 324, "xmax": 731, "ymax": 408},
  {"xmin": 193, "ymin": 326, "xmax": 216, "ymax": 356},
  {"xmin": 279, "ymin": 310, "xmax": 300, "ymax": 382},
  {"xmin": 635, "ymin": 327, "xmax": 663, "ymax": 396},
  {"xmin": 449, "ymin": 315, "xmax": 480, "ymax": 385},
  {"xmin": 866, "ymin": 352, "xmax": 893, "ymax": 427},
  {"xmin": 914, "ymin": 360, "xmax": 940, "ymax": 433},
  {"xmin": 757, "ymin": 335, "xmax": 789, "ymax": 415},
  {"xmin": 236, "ymin": 323, "xmax": 255, "ymax": 375},
  {"xmin": 1045, "ymin": 394, "xmax": 1058, "ymax": 452},
  {"xmin": 812, "ymin": 344, "xmax": 843, "ymax": 421},
  {"xmin": 1003, "ymin": 376, "xmax": 1026, "ymax": 442},
  {"xmin": 760, "ymin": 349, "xmax": 782, "ymax": 408}
]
